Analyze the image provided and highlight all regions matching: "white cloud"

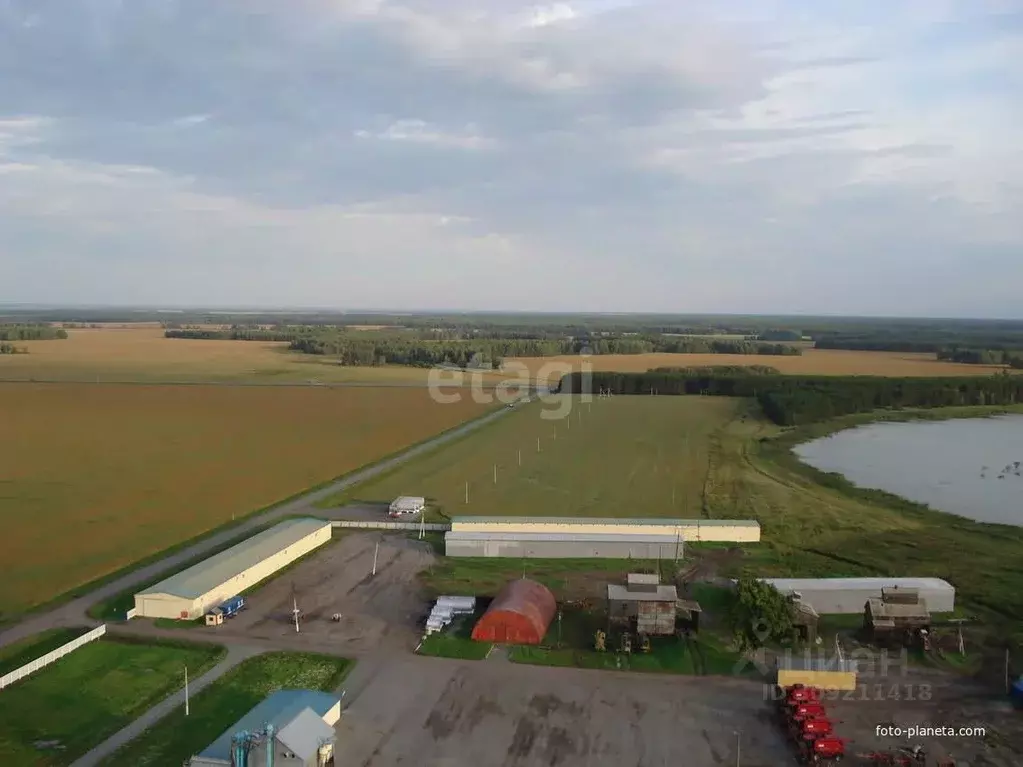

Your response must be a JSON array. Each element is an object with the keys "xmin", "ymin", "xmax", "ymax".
[
  {"xmin": 354, "ymin": 119, "xmax": 497, "ymax": 150},
  {"xmin": 526, "ymin": 4, "xmax": 577, "ymax": 28},
  {"xmin": 172, "ymin": 114, "xmax": 211, "ymax": 127}
]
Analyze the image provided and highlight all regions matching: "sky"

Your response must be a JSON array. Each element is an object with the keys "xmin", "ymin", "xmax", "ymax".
[{"xmin": 1, "ymin": 0, "xmax": 1021, "ymax": 316}]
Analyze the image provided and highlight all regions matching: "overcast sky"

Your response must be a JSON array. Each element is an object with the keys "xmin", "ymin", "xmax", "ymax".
[{"xmin": 2, "ymin": 1, "xmax": 1021, "ymax": 316}]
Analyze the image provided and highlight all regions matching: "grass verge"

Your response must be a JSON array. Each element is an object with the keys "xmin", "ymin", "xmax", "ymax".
[
  {"xmin": 418, "ymin": 633, "xmax": 493, "ymax": 660},
  {"xmin": 99, "ymin": 651, "xmax": 352, "ymax": 767},
  {"xmin": 0, "ymin": 637, "xmax": 224, "ymax": 767},
  {"xmin": 0, "ymin": 626, "xmax": 92, "ymax": 677}
]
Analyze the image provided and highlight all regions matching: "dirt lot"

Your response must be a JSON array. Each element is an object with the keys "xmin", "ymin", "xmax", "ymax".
[
  {"xmin": 206, "ymin": 533, "xmax": 435, "ymax": 654},
  {"xmin": 336, "ymin": 654, "xmax": 788, "ymax": 767},
  {"xmin": 334, "ymin": 653, "xmax": 1021, "ymax": 767},
  {"xmin": 189, "ymin": 532, "xmax": 1022, "ymax": 766}
]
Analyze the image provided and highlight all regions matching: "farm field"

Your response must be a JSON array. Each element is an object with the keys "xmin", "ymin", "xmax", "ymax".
[
  {"xmin": 2, "ymin": 326, "xmax": 505, "ymax": 385},
  {"xmin": 333, "ymin": 396, "xmax": 1023, "ymax": 632},
  {"xmin": 0, "ymin": 637, "xmax": 224, "ymax": 766},
  {"xmin": 101, "ymin": 651, "xmax": 351, "ymax": 767},
  {"xmin": 0, "ymin": 383, "xmax": 491, "ymax": 617},
  {"xmin": 504, "ymin": 348, "xmax": 1010, "ymax": 383},
  {"xmin": 323, "ymin": 396, "xmax": 729, "ymax": 519}
]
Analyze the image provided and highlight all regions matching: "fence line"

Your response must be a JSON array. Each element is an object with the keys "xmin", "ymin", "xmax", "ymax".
[
  {"xmin": 125, "ymin": 607, "xmax": 137, "ymax": 620},
  {"xmin": 0, "ymin": 625, "xmax": 106, "ymax": 690},
  {"xmin": 331, "ymin": 520, "xmax": 450, "ymax": 531}
]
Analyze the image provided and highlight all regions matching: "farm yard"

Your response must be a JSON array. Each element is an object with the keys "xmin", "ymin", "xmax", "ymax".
[
  {"xmin": 328, "ymin": 395, "xmax": 1023, "ymax": 634},
  {"xmin": 0, "ymin": 383, "xmax": 491, "ymax": 618},
  {"xmin": 0, "ymin": 636, "xmax": 224, "ymax": 766}
]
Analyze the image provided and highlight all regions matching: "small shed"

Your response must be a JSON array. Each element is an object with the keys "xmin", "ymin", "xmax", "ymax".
[
  {"xmin": 777, "ymin": 656, "xmax": 858, "ymax": 691},
  {"xmin": 607, "ymin": 573, "xmax": 679, "ymax": 636},
  {"xmin": 389, "ymin": 496, "xmax": 425, "ymax": 517},
  {"xmin": 471, "ymin": 579, "xmax": 556, "ymax": 645},
  {"xmin": 864, "ymin": 589, "xmax": 930, "ymax": 643}
]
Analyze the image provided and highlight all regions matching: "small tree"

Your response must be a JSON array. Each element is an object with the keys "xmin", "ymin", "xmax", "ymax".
[{"xmin": 730, "ymin": 575, "xmax": 796, "ymax": 651}]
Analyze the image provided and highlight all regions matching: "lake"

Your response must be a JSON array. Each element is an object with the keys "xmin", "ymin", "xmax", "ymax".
[{"xmin": 794, "ymin": 414, "xmax": 1023, "ymax": 526}]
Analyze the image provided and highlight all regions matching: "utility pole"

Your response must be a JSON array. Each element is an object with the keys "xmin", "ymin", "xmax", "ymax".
[
  {"xmin": 537, "ymin": 437, "xmax": 541, "ymax": 453},
  {"xmin": 517, "ymin": 449, "xmax": 521, "ymax": 466},
  {"xmin": 184, "ymin": 666, "xmax": 189, "ymax": 716},
  {"xmin": 465, "ymin": 481, "xmax": 469, "ymax": 504},
  {"xmin": 419, "ymin": 512, "xmax": 425, "ymax": 540},
  {"xmin": 735, "ymin": 731, "xmax": 741, "ymax": 767},
  {"xmin": 493, "ymin": 463, "xmax": 498, "ymax": 484},
  {"xmin": 372, "ymin": 542, "xmax": 379, "ymax": 576}
]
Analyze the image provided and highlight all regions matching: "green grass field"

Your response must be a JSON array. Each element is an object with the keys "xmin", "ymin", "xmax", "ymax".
[
  {"xmin": 320, "ymin": 395, "xmax": 732, "ymax": 518},
  {"xmin": 100, "ymin": 651, "xmax": 351, "ymax": 767},
  {"xmin": 351, "ymin": 395, "xmax": 1023, "ymax": 636},
  {"xmin": 0, "ymin": 637, "xmax": 224, "ymax": 766},
  {"xmin": 0, "ymin": 627, "xmax": 91, "ymax": 677}
]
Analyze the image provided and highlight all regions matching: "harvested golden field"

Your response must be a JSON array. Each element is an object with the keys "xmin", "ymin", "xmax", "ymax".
[
  {"xmin": 505, "ymin": 349, "xmax": 1009, "ymax": 384},
  {"xmin": 0, "ymin": 383, "xmax": 490, "ymax": 617},
  {"xmin": 2, "ymin": 327, "xmax": 500, "ymax": 385}
]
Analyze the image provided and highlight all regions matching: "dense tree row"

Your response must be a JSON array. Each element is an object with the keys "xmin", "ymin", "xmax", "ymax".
[
  {"xmin": 937, "ymin": 348, "xmax": 1023, "ymax": 367},
  {"xmin": 559, "ymin": 370, "xmax": 1023, "ymax": 425},
  {"xmin": 165, "ymin": 328, "xmax": 298, "ymax": 342},
  {"xmin": 0, "ymin": 342, "xmax": 27, "ymax": 354},
  {"xmin": 0, "ymin": 324, "xmax": 68, "ymax": 341}
]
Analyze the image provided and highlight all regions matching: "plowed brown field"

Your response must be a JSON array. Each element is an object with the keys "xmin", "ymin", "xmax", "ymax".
[{"xmin": 0, "ymin": 383, "xmax": 489, "ymax": 616}]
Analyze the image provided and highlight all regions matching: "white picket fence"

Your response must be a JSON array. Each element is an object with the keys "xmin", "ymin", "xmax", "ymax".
[
  {"xmin": 0, "ymin": 625, "xmax": 106, "ymax": 690},
  {"xmin": 331, "ymin": 520, "xmax": 450, "ymax": 531},
  {"xmin": 125, "ymin": 607, "xmax": 137, "ymax": 620}
]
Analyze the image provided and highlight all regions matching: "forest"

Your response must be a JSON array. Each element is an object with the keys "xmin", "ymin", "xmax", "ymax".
[
  {"xmin": 559, "ymin": 370, "xmax": 1023, "ymax": 426},
  {"xmin": 0, "ymin": 324, "xmax": 68, "ymax": 341}
]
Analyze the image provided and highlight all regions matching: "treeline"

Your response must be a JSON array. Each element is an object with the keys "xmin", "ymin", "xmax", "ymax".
[
  {"xmin": 0, "ymin": 325, "xmax": 68, "ymax": 341},
  {"xmin": 165, "ymin": 326, "xmax": 802, "ymax": 368},
  {"xmin": 165, "ymin": 328, "xmax": 297, "ymax": 342},
  {"xmin": 559, "ymin": 370, "xmax": 1023, "ymax": 426},
  {"xmin": 0, "ymin": 342, "xmax": 27, "ymax": 355},
  {"xmin": 937, "ymin": 348, "xmax": 1023, "ymax": 368}
]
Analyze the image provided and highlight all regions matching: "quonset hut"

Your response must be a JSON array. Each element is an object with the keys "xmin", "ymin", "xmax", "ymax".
[{"xmin": 471, "ymin": 579, "xmax": 556, "ymax": 645}]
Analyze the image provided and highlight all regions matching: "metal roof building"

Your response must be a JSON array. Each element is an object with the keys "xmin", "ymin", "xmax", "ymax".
[
  {"xmin": 135, "ymin": 517, "xmax": 332, "ymax": 620},
  {"xmin": 445, "ymin": 530, "xmax": 684, "ymax": 559},
  {"xmin": 189, "ymin": 689, "xmax": 340, "ymax": 767},
  {"xmin": 757, "ymin": 577, "xmax": 955, "ymax": 615},
  {"xmin": 449, "ymin": 516, "xmax": 760, "ymax": 542}
]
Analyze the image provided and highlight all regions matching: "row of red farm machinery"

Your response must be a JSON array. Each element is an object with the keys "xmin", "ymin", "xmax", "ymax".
[
  {"xmin": 776, "ymin": 684, "xmax": 847, "ymax": 764},
  {"xmin": 775, "ymin": 685, "xmax": 958, "ymax": 766}
]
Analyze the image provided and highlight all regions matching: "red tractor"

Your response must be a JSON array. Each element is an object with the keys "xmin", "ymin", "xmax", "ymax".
[
  {"xmin": 805, "ymin": 736, "xmax": 846, "ymax": 764},
  {"xmin": 778, "ymin": 684, "xmax": 822, "ymax": 709}
]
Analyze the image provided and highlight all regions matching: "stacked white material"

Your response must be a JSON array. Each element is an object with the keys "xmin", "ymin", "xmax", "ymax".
[
  {"xmin": 435, "ymin": 596, "xmax": 476, "ymax": 613},
  {"xmin": 425, "ymin": 596, "xmax": 476, "ymax": 635}
]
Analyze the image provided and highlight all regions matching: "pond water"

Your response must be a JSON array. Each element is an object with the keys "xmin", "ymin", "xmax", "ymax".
[{"xmin": 794, "ymin": 415, "xmax": 1023, "ymax": 526}]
